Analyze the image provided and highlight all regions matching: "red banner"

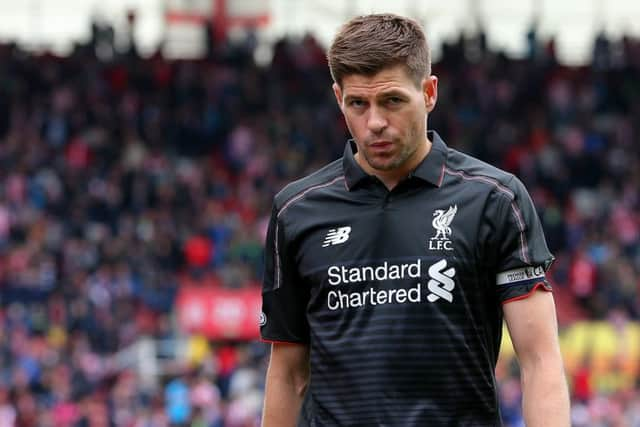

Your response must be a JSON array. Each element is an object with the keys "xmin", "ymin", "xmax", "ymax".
[{"xmin": 176, "ymin": 286, "xmax": 261, "ymax": 340}]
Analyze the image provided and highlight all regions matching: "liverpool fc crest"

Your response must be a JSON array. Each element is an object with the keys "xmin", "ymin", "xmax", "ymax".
[{"xmin": 429, "ymin": 205, "xmax": 457, "ymax": 251}]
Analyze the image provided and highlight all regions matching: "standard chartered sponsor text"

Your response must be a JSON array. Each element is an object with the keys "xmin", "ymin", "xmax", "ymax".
[
  {"xmin": 326, "ymin": 259, "xmax": 423, "ymax": 310},
  {"xmin": 327, "ymin": 260, "xmax": 421, "ymax": 285},
  {"xmin": 328, "ymin": 284, "xmax": 421, "ymax": 310}
]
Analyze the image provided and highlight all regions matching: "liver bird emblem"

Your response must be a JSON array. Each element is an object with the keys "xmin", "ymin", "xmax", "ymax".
[{"xmin": 432, "ymin": 205, "xmax": 457, "ymax": 240}]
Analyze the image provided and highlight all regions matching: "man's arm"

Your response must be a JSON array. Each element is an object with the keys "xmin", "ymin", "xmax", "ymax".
[
  {"xmin": 503, "ymin": 289, "xmax": 570, "ymax": 427},
  {"xmin": 262, "ymin": 342, "xmax": 310, "ymax": 427}
]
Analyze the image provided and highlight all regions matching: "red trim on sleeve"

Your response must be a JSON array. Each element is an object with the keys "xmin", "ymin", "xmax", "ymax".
[
  {"xmin": 501, "ymin": 281, "xmax": 552, "ymax": 305},
  {"xmin": 260, "ymin": 338, "xmax": 306, "ymax": 345}
]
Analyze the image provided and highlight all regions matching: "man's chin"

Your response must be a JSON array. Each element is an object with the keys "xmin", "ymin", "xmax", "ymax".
[
  {"xmin": 368, "ymin": 159, "xmax": 400, "ymax": 172},
  {"xmin": 360, "ymin": 151, "xmax": 404, "ymax": 172}
]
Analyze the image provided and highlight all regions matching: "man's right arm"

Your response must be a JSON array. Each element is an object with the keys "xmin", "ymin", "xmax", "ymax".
[{"xmin": 262, "ymin": 342, "xmax": 310, "ymax": 427}]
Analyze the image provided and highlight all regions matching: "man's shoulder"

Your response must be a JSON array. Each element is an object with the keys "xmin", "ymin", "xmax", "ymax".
[
  {"xmin": 273, "ymin": 158, "xmax": 344, "ymax": 209},
  {"xmin": 445, "ymin": 147, "xmax": 521, "ymax": 197}
]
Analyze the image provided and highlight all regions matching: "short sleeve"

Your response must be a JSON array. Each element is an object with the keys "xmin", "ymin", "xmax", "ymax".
[
  {"xmin": 485, "ymin": 177, "xmax": 555, "ymax": 304},
  {"xmin": 260, "ymin": 203, "xmax": 310, "ymax": 343}
]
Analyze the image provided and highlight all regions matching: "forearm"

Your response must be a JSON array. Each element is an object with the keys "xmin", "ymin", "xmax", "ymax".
[
  {"xmin": 520, "ymin": 358, "xmax": 570, "ymax": 427},
  {"xmin": 262, "ymin": 364, "xmax": 308, "ymax": 427}
]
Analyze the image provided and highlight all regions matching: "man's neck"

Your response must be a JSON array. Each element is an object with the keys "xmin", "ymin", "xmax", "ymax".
[{"xmin": 357, "ymin": 138, "xmax": 432, "ymax": 191}]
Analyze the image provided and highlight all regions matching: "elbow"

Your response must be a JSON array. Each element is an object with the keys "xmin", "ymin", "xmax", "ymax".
[
  {"xmin": 293, "ymin": 369, "xmax": 310, "ymax": 397},
  {"xmin": 519, "ymin": 352, "xmax": 567, "ymax": 385},
  {"xmin": 295, "ymin": 376, "xmax": 309, "ymax": 397}
]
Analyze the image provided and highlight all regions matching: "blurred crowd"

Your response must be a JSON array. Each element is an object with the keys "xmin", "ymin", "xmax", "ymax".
[{"xmin": 0, "ymin": 17, "xmax": 639, "ymax": 427}]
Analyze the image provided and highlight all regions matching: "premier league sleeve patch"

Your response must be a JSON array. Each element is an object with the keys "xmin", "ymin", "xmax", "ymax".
[
  {"xmin": 496, "ymin": 266, "xmax": 546, "ymax": 286},
  {"xmin": 495, "ymin": 265, "xmax": 552, "ymax": 303}
]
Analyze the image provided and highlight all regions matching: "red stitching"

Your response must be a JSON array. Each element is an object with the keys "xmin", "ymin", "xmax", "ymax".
[{"xmin": 501, "ymin": 282, "xmax": 551, "ymax": 305}]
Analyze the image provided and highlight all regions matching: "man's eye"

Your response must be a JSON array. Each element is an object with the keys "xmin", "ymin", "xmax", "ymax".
[
  {"xmin": 349, "ymin": 100, "xmax": 365, "ymax": 107},
  {"xmin": 387, "ymin": 97, "xmax": 403, "ymax": 104}
]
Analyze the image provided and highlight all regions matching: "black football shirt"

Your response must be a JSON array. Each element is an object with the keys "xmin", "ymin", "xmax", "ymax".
[{"xmin": 261, "ymin": 131, "xmax": 554, "ymax": 426}]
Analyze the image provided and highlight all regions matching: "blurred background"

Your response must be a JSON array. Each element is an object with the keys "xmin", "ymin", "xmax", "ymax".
[{"xmin": 0, "ymin": 0, "xmax": 639, "ymax": 426}]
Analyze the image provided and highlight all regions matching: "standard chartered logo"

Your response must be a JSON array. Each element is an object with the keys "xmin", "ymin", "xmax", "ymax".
[
  {"xmin": 427, "ymin": 259, "xmax": 456, "ymax": 303},
  {"xmin": 326, "ymin": 259, "xmax": 456, "ymax": 310}
]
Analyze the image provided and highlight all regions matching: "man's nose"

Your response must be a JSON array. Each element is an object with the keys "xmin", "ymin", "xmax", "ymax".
[{"xmin": 367, "ymin": 106, "xmax": 387, "ymax": 133}]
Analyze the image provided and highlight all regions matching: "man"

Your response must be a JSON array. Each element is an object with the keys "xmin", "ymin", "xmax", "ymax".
[{"xmin": 260, "ymin": 13, "xmax": 570, "ymax": 427}]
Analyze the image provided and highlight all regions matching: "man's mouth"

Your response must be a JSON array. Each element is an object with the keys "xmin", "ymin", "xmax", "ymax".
[{"xmin": 370, "ymin": 141, "xmax": 393, "ymax": 149}]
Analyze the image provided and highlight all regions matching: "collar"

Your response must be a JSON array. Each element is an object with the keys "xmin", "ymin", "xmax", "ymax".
[{"xmin": 343, "ymin": 130, "xmax": 448, "ymax": 191}]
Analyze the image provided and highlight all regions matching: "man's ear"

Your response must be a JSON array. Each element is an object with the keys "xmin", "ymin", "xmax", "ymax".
[
  {"xmin": 332, "ymin": 82, "xmax": 344, "ymax": 111},
  {"xmin": 422, "ymin": 75, "xmax": 438, "ymax": 113}
]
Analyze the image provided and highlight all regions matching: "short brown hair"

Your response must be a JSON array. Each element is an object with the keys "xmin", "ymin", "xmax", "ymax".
[{"xmin": 327, "ymin": 13, "xmax": 431, "ymax": 87}]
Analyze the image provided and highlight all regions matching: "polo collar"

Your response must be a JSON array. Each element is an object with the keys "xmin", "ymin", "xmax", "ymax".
[{"xmin": 343, "ymin": 130, "xmax": 448, "ymax": 190}]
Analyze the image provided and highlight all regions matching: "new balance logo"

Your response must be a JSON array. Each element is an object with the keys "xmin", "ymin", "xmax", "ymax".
[
  {"xmin": 427, "ymin": 259, "xmax": 456, "ymax": 303},
  {"xmin": 322, "ymin": 226, "xmax": 351, "ymax": 247}
]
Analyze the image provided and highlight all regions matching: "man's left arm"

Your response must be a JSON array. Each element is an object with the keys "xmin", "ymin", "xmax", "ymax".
[{"xmin": 503, "ymin": 289, "xmax": 570, "ymax": 427}]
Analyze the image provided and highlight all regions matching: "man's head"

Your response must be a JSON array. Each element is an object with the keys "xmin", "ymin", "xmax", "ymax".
[
  {"xmin": 327, "ymin": 13, "xmax": 431, "ymax": 89},
  {"xmin": 328, "ymin": 14, "xmax": 437, "ymax": 184}
]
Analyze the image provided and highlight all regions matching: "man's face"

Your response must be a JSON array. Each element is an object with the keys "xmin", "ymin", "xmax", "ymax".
[{"xmin": 333, "ymin": 64, "xmax": 438, "ymax": 174}]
